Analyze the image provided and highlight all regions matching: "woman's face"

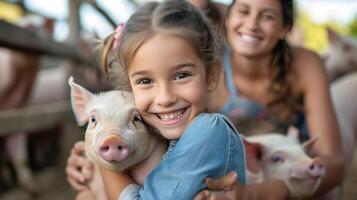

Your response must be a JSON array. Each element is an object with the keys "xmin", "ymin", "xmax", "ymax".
[
  {"xmin": 226, "ymin": 0, "xmax": 289, "ymax": 57},
  {"xmin": 128, "ymin": 33, "xmax": 209, "ymax": 140}
]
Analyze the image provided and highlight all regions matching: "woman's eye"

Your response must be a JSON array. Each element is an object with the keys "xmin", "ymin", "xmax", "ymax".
[
  {"xmin": 262, "ymin": 15, "xmax": 274, "ymax": 21},
  {"xmin": 175, "ymin": 72, "xmax": 190, "ymax": 80},
  {"xmin": 237, "ymin": 9, "xmax": 248, "ymax": 15},
  {"xmin": 137, "ymin": 78, "xmax": 153, "ymax": 85}
]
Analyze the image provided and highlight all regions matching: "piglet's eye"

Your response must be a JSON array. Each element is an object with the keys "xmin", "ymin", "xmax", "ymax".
[
  {"xmin": 90, "ymin": 116, "xmax": 96, "ymax": 123},
  {"xmin": 271, "ymin": 154, "xmax": 284, "ymax": 163}
]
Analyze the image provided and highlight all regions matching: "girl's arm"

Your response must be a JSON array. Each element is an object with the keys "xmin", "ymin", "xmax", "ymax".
[
  {"xmin": 99, "ymin": 167, "xmax": 135, "ymax": 200},
  {"xmin": 139, "ymin": 114, "xmax": 246, "ymax": 199},
  {"xmin": 294, "ymin": 48, "xmax": 344, "ymax": 196}
]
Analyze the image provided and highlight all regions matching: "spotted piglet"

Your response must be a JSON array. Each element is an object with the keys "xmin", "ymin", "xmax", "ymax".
[
  {"xmin": 245, "ymin": 127, "xmax": 326, "ymax": 199},
  {"xmin": 68, "ymin": 77, "xmax": 166, "ymax": 184}
]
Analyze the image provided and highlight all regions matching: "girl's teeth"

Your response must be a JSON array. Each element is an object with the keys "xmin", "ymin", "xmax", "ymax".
[{"xmin": 160, "ymin": 111, "xmax": 183, "ymax": 121}]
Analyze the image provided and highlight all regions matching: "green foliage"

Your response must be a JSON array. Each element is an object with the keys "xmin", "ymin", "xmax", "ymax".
[
  {"xmin": 295, "ymin": 11, "xmax": 327, "ymax": 53},
  {"xmin": 294, "ymin": 9, "xmax": 353, "ymax": 53},
  {"xmin": 349, "ymin": 16, "xmax": 357, "ymax": 37}
]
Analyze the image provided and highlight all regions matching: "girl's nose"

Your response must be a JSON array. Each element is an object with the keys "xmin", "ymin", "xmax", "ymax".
[{"xmin": 155, "ymin": 85, "xmax": 177, "ymax": 107}]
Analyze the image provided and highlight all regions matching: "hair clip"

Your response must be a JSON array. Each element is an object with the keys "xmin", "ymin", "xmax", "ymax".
[{"xmin": 112, "ymin": 23, "xmax": 125, "ymax": 50}]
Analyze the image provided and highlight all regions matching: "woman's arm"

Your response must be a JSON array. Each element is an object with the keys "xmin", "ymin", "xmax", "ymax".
[
  {"xmin": 293, "ymin": 48, "xmax": 344, "ymax": 196},
  {"xmin": 194, "ymin": 172, "xmax": 289, "ymax": 200}
]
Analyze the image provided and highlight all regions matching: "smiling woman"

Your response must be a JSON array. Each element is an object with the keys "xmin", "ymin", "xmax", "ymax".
[{"xmin": 194, "ymin": 0, "xmax": 344, "ymax": 199}]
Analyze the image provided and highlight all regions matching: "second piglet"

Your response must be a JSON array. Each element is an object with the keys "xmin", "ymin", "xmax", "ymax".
[
  {"xmin": 245, "ymin": 127, "xmax": 326, "ymax": 199},
  {"xmin": 68, "ymin": 77, "xmax": 166, "ymax": 184}
]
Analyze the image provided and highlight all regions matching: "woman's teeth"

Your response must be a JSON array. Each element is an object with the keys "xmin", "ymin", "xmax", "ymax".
[{"xmin": 241, "ymin": 34, "xmax": 260, "ymax": 42}]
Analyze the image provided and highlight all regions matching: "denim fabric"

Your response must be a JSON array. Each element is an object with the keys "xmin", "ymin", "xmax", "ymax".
[{"xmin": 120, "ymin": 113, "xmax": 247, "ymax": 200}]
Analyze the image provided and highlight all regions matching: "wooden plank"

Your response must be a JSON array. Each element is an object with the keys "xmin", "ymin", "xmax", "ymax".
[
  {"xmin": 0, "ymin": 101, "xmax": 74, "ymax": 135},
  {"xmin": 0, "ymin": 20, "xmax": 95, "ymax": 66}
]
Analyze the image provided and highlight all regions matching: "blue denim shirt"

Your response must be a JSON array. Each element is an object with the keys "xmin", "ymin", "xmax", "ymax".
[{"xmin": 120, "ymin": 113, "xmax": 246, "ymax": 200}]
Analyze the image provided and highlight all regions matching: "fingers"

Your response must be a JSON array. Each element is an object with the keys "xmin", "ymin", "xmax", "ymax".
[
  {"xmin": 195, "ymin": 190, "xmax": 232, "ymax": 200},
  {"xmin": 66, "ymin": 141, "xmax": 95, "ymax": 191},
  {"xmin": 67, "ymin": 176, "xmax": 88, "ymax": 192},
  {"xmin": 194, "ymin": 190, "xmax": 211, "ymax": 200},
  {"xmin": 73, "ymin": 141, "xmax": 86, "ymax": 156},
  {"xmin": 205, "ymin": 171, "xmax": 238, "ymax": 190}
]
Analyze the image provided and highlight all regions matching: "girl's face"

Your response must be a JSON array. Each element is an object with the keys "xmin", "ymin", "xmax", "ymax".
[
  {"xmin": 226, "ymin": 0, "xmax": 289, "ymax": 57},
  {"xmin": 128, "ymin": 33, "xmax": 209, "ymax": 140}
]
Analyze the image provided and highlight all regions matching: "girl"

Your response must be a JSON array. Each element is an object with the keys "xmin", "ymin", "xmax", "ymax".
[
  {"xmin": 195, "ymin": 0, "xmax": 344, "ymax": 199},
  {"xmin": 68, "ymin": 1, "xmax": 246, "ymax": 199}
]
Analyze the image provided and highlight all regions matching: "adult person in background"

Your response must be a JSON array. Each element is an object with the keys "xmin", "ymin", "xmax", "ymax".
[
  {"xmin": 187, "ymin": 0, "xmax": 227, "ymax": 42},
  {"xmin": 194, "ymin": 0, "xmax": 344, "ymax": 199}
]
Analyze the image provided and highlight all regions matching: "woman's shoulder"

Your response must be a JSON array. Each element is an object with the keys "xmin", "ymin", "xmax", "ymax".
[
  {"xmin": 291, "ymin": 47, "xmax": 323, "ymax": 69},
  {"xmin": 290, "ymin": 46, "xmax": 329, "ymax": 92}
]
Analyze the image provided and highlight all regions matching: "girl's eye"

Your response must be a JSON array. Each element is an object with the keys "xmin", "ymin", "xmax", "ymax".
[
  {"xmin": 136, "ymin": 78, "xmax": 153, "ymax": 85},
  {"xmin": 175, "ymin": 72, "xmax": 190, "ymax": 80}
]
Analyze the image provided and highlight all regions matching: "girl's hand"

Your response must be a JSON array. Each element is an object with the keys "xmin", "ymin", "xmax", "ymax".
[
  {"xmin": 66, "ymin": 141, "xmax": 94, "ymax": 191},
  {"xmin": 194, "ymin": 171, "xmax": 240, "ymax": 200},
  {"xmin": 194, "ymin": 172, "xmax": 289, "ymax": 200}
]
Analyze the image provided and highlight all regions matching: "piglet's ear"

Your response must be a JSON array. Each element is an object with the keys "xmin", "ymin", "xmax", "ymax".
[
  {"xmin": 243, "ymin": 138, "xmax": 263, "ymax": 173},
  {"xmin": 287, "ymin": 126, "xmax": 299, "ymax": 142},
  {"xmin": 68, "ymin": 76, "xmax": 93, "ymax": 126},
  {"xmin": 302, "ymin": 136, "xmax": 319, "ymax": 157},
  {"xmin": 326, "ymin": 28, "xmax": 340, "ymax": 45}
]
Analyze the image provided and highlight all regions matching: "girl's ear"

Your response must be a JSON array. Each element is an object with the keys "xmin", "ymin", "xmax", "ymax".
[
  {"xmin": 68, "ymin": 76, "xmax": 94, "ymax": 126},
  {"xmin": 207, "ymin": 60, "xmax": 221, "ymax": 91}
]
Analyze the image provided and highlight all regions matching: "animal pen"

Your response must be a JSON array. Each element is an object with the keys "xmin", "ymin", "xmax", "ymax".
[{"xmin": 0, "ymin": 0, "xmax": 121, "ymax": 198}]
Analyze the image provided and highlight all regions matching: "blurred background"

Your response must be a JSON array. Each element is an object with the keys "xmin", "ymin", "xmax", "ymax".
[{"xmin": 0, "ymin": 0, "xmax": 356, "ymax": 199}]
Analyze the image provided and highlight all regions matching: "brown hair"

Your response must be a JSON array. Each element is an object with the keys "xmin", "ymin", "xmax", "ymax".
[{"xmin": 98, "ymin": 0, "xmax": 220, "ymax": 91}]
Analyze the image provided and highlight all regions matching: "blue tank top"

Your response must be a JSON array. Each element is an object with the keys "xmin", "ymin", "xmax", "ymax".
[{"xmin": 219, "ymin": 47, "xmax": 309, "ymax": 139}]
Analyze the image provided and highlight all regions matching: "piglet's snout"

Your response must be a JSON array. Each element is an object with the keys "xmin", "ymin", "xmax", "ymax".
[
  {"xmin": 307, "ymin": 158, "xmax": 325, "ymax": 178},
  {"xmin": 99, "ymin": 135, "xmax": 130, "ymax": 163}
]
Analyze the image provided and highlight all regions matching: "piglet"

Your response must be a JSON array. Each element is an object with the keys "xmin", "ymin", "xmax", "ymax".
[
  {"xmin": 68, "ymin": 77, "xmax": 166, "ymax": 184},
  {"xmin": 245, "ymin": 127, "xmax": 325, "ymax": 199},
  {"xmin": 324, "ymin": 28, "xmax": 357, "ymax": 82}
]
